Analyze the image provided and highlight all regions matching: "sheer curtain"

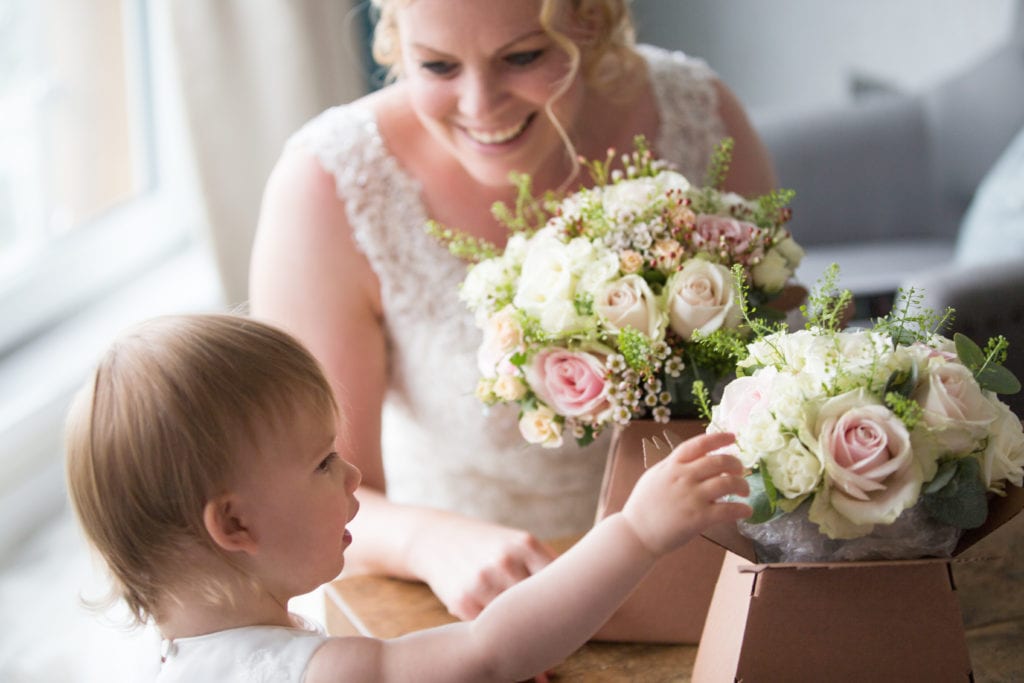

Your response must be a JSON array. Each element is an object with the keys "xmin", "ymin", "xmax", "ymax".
[{"xmin": 165, "ymin": 0, "xmax": 369, "ymax": 305}]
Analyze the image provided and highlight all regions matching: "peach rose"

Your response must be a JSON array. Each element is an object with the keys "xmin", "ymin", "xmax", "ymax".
[{"xmin": 664, "ymin": 260, "xmax": 741, "ymax": 340}]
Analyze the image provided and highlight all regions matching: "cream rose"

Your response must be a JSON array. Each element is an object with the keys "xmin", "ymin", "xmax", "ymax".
[
  {"xmin": 664, "ymin": 260, "xmax": 741, "ymax": 340},
  {"xmin": 513, "ymin": 237, "xmax": 589, "ymax": 336},
  {"xmin": 493, "ymin": 374, "xmax": 528, "ymax": 402},
  {"xmin": 593, "ymin": 275, "xmax": 664, "ymax": 339},
  {"xmin": 763, "ymin": 437, "xmax": 823, "ymax": 499},
  {"xmin": 913, "ymin": 359, "xmax": 997, "ymax": 458},
  {"xmin": 979, "ymin": 395, "xmax": 1024, "ymax": 490},
  {"xmin": 519, "ymin": 405, "xmax": 563, "ymax": 448},
  {"xmin": 808, "ymin": 389, "xmax": 923, "ymax": 539},
  {"xmin": 619, "ymin": 249, "xmax": 644, "ymax": 274},
  {"xmin": 476, "ymin": 307, "xmax": 524, "ymax": 378}
]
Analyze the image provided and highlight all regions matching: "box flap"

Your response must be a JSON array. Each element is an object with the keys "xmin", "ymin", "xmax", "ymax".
[
  {"xmin": 955, "ymin": 483, "xmax": 1024, "ymax": 557},
  {"xmin": 701, "ymin": 521, "xmax": 757, "ymax": 562}
]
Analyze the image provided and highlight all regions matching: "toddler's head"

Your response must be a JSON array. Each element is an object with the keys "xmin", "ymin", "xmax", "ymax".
[{"xmin": 65, "ymin": 314, "xmax": 340, "ymax": 624}]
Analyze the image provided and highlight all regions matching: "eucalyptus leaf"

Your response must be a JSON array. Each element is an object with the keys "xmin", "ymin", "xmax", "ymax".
[
  {"xmin": 744, "ymin": 470, "xmax": 781, "ymax": 524},
  {"xmin": 923, "ymin": 460, "xmax": 959, "ymax": 494},
  {"xmin": 883, "ymin": 362, "xmax": 919, "ymax": 398},
  {"xmin": 922, "ymin": 457, "xmax": 988, "ymax": 529},
  {"xmin": 976, "ymin": 364, "xmax": 1022, "ymax": 395},
  {"xmin": 954, "ymin": 333, "xmax": 987, "ymax": 370}
]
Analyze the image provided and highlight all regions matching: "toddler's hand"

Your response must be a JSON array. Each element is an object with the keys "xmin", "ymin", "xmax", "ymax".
[{"xmin": 621, "ymin": 431, "xmax": 751, "ymax": 556}]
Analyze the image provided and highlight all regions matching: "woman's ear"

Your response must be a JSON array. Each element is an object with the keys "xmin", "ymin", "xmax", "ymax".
[{"xmin": 203, "ymin": 493, "xmax": 258, "ymax": 555}]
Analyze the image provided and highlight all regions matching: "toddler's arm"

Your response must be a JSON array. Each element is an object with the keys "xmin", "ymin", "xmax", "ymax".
[{"xmin": 307, "ymin": 431, "xmax": 750, "ymax": 683}]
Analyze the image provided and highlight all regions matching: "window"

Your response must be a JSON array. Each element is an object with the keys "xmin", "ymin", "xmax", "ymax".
[{"xmin": 0, "ymin": 0, "xmax": 197, "ymax": 353}]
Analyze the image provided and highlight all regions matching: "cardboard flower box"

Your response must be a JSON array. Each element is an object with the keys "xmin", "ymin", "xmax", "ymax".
[
  {"xmin": 691, "ymin": 484, "xmax": 1024, "ymax": 682},
  {"xmin": 594, "ymin": 419, "xmax": 726, "ymax": 644}
]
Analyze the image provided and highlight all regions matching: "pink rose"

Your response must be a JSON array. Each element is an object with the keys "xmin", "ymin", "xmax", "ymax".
[
  {"xmin": 525, "ymin": 348, "xmax": 610, "ymax": 418},
  {"xmin": 692, "ymin": 215, "xmax": 764, "ymax": 262},
  {"xmin": 708, "ymin": 373, "xmax": 775, "ymax": 460},
  {"xmin": 809, "ymin": 390, "xmax": 923, "ymax": 538}
]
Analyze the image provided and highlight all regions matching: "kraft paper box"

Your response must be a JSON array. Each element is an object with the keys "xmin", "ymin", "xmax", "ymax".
[
  {"xmin": 691, "ymin": 483, "xmax": 1024, "ymax": 682},
  {"xmin": 594, "ymin": 419, "xmax": 726, "ymax": 644}
]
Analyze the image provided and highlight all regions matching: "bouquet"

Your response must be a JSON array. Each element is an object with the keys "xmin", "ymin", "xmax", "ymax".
[
  {"xmin": 444, "ymin": 138, "xmax": 805, "ymax": 448},
  {"xmin": 706, "ymin": 271, "xmax": 1024, "ymax": 561}
]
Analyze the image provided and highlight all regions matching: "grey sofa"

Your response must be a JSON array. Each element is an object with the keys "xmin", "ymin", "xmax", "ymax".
[{"xmin": 754, "ymin": 10, "xmax": 1024, "ymax": 413}]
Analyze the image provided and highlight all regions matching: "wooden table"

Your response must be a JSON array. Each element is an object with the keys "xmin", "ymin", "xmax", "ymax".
[
  {"xmin": 323, "ymin": 536, "xmax": 695, "ymax": 681},
  {"xmin": 324, "ymin": 575, "xmax": 695, "ymax": 682}
]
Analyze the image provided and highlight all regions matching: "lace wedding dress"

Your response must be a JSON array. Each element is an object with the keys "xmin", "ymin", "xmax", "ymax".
[{"xmin": 288, "ymin": 45, "xmax": 726, "ymax": 539}]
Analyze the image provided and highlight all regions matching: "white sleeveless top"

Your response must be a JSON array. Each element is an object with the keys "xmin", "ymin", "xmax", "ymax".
[
  {"xmin": 287, "ymin": 45, "xmax": 725, "ymax": 539},
  {"xmin": 155, "ymin": 616, "xmax": 327, "ymax": 683}
]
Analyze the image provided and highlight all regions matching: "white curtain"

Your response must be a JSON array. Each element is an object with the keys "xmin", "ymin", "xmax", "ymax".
[{"xmin": 164, "ymin": 0, "xmax": 369, "ymax": 305}]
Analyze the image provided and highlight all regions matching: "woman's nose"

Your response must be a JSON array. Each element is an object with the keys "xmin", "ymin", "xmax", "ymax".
[{"xmin": 458, "ymin": 68, "xmax": 503, "ymax": 119}]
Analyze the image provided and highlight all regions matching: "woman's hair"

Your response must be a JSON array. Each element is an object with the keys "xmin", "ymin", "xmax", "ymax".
[
  {"xmin": 64, "ymin": 313, "xmax": 338, "ymax": 625},
  {"xmin": 370, "ymin": 0, "xmax": 640, "ymax": 95}
]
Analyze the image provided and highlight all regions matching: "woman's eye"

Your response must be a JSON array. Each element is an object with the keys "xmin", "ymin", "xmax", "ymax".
[
  {"xmin": 504, "ymin": 50, "xmax": 544, "ymax": 67},
  {"xmin": 421, "ymin": 60, "xmax": 457, "ymax": 76}
]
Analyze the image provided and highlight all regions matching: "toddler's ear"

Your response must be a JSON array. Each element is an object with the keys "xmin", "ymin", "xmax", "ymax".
[{"xmin": 203, "ymin": 494, "xmax": 258, "ymax": 555}]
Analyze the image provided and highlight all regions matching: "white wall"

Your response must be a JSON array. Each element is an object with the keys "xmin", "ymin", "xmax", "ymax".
[{"xmin": 633, "ymin": 0, "xmax": 1019, "ymax": 115}]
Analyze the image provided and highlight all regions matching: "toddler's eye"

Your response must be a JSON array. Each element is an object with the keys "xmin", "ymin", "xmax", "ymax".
[
  {"xmin": 316, "ymin": 452, "xmax": 338, "ymax": 473},
  {"xmin": 421, "ymin": 60, "xmax": 457, "ymax": 76},
  {"xmin": 504, "ymin": 50, "xmax": 544, "ymax": 67}
]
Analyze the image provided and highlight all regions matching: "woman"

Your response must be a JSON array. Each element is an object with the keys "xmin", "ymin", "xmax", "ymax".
[{"xmin": 249, "ymin": 0, "xmax": 775, "ymax": 621}]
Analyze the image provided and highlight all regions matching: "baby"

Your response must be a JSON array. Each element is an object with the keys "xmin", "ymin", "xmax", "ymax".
[{"xmin": 65, "ymin": 313, "xmax": 749, "ymax": 682}]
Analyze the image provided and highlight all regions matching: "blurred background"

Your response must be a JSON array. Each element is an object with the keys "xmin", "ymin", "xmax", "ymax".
[{"xmin": 0, "ymin": 1, "xmax": 1018, "ymax": 680}]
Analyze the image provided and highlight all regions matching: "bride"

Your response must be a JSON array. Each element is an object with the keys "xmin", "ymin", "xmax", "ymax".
[{"xmin": 249, "ymin": 0, "xmax": 775, "ymax": 622}]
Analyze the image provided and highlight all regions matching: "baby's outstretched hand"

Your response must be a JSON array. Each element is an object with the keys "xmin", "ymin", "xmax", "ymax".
[{"xmin": 621, "ymin": 431, "xmax": 751, "ymax": 557}]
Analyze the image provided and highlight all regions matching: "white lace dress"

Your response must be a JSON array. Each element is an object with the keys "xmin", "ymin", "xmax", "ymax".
[
  {"xmin": 155, "ymin": 615, "xmax": 327, "ymax": 683},
  {"xmin": 287, "ymin": 45, "xmax": 726, "ymax": 539}
]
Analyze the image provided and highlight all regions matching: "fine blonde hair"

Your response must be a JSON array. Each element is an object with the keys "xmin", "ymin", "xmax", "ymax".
[
  {"xmin": 371, "ymin": 0, "xmax": 639, "ymax": 93},
  {"xmin": 64, "ymin": 313, "xmax": 338, "ymax": 625}
]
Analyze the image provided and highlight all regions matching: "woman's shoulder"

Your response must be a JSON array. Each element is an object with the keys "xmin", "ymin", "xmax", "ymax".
[{"xmin": 635, "ymin": 43, "xmax": 718, "ymax": 84}]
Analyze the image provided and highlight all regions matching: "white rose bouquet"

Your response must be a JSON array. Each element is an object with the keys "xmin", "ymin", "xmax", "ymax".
[
  {"xmin": 706, "ymin": 270, "xmax": 1024, "ymax": 561},
  {"xmin": 437, "ymin": 137, "xmax": 804, "ymax": 448}
]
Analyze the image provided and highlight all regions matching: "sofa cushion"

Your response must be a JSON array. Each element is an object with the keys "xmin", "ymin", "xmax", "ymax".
[{"xmin": 955, "ymin": 123, "xmax": 1024, "ymax": 266}]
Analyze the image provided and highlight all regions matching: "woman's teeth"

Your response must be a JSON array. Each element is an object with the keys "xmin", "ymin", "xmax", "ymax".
[{"xmin": 466, "ymin": 116, "xmax": 530, "ymax": 145}]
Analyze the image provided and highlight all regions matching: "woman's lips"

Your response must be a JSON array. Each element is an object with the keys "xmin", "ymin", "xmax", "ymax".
[{"xmin": 464, "ymin": 113, "xmax": 536, "ymax": 145}]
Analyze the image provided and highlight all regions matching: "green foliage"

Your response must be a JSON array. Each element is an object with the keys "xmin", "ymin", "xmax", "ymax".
[
  {"xmin": 491, "ymin": 171, "xmax": 555, "ymax": 234},
  {"xmin": 955, "ymin": 333, "xmax": 1022, "ymax": 395},
  {"xmin": 884, "ymin": 391, "xmax": 923, "ymax": 430},
  {"xmin": 873, "ymin": 287, "xmax": 953, "ymax": 346},
  {"xmin": 800, "ymin": 264, "xmax": 853, "ymax": 334},
  {"xmin": 425, "ymin": 221, "xmax": 500, "ymax": 263},
  {"xmin": 575, "ymin": 424, "xmax": 596, "ymax": 448},
  {"xmin": 745, "ymin": 465, "xmax": 783, "ymax": 524},
  {"xmin": 752, "ymin": 188, "xmax": 797, "ymax": 229},
  {"xmin": 921, "ymin": 458, "xmax": 989, "ymax": 529},
  {"xmin": 704, "ymin": 137, "xmax": 734, "ymax": 190},
  {"xmin": 619, "ymin": 326, "xmax": 656, "ymax": 377},
  {"xmin": 691, "ymin": 380, "xmax": 712, "ymax": 421}
]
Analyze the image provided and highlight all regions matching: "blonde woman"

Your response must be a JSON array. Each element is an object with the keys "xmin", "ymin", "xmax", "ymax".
[{"xmin": 250, "ymin": 0, "xmax": 773, "ymax": 622}]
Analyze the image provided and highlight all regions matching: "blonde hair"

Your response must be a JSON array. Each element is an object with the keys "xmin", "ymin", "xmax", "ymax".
[
  {"xmin": 64, "ymin": 314, "xmax": 338, "ymax": 625},
  {"xmin": 369, "ymin": 0, "xmax": 641, "ymax": 188},
  {"xmin": 370, "ymin": 0, "xmax": 640, "ymax": 94}
]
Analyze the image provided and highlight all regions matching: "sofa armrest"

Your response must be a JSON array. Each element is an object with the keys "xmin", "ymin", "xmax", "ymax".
[
  {"xmin": 755, "ymin": 95, "xmax": 937, "ymax": 247},
  {"xmin": 900, "ymin": 260, "xmax": 1024, "ymax": 414}
]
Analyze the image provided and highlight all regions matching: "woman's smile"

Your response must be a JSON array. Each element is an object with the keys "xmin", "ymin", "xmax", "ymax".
[{"xmin": 462, "ymin": 113, "xmax": 537, "ymax": 146}]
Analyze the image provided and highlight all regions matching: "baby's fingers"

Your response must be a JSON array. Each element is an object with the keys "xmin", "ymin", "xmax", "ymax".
[
  {"xmin": 684, "ymin": 452, "xmax": 745, "ymax": 481},
  {"xmin": 670, "ymin": 431, "xmax": 736, "ymax": 464},
  {"xmin": 706, "ymin": 500, "xmax": 754, "ymax": 524},
  {"xmin": 699, "ymin": 472, "xmax": 750, "ymax": 502}
]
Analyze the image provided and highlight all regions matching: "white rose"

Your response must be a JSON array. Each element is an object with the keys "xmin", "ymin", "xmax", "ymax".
[
  {"xmin": 503, "ymin": 233, "xmax": 530, "ymax": 265},
  {"xmin": 602, "ymin": 177, "xmax": 664, "ymax": 218},
  {"xmin": 460, "ymin": 258, "xmax": 514, "ymax": 312},
  {"xmin": 519, "ymin": 405, "xmax": 563, "ymax": 448},
  {"xmin": 593, "ymin": 275, "xmax": 665, "ymax": 340},
  {"xmin": 763, "ymin": 436, "xmax": 823, "ymax": 499},
  {"xmin": 664, "ymin": 260, "xmax": 741, "ymax": 340},
  {"xmin": 577, "ymin": 248, "xmax": 622, "ymax": 295},
  {"xmin": 774, "ymin": 235, "xmax": 805, "ymax": 268},
  {"xmin": 513, "ymin": 239, "xmax": 588, "ymax": 335},
  {"xmin": 979, "ymin": 395, "xmax": 1024, "ymax": 490}
]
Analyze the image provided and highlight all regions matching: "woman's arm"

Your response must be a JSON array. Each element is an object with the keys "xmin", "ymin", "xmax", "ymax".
[
  {"xmin": 249, "ymin": 148, "xmax": 556, "ymax": 615},
  {"xmin": 713, "ymin": 79, "xmax": 778, "ymax": 197},
  {"xmin": 306, "ymin": 432, "xmax": 750, "ymax": 683}
]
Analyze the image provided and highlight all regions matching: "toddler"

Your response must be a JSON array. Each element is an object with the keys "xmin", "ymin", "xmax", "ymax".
[{"xmin": 65, "ymin": 313, "xmax": 749, "ymax": 682}]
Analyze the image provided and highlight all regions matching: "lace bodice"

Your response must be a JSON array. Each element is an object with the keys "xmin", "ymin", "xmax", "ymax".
[
  {"xmin": 155, "ymin": 616, "xmax": 327, "ymax": 683},
  {"xmin": 287, "ymin": 45, "xmax": 725, "ymax": 538}
]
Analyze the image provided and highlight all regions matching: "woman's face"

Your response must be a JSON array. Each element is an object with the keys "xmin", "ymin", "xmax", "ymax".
[{"xmin": 396, "ymin": 0, "xmax": 586, "ymax": 188}]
